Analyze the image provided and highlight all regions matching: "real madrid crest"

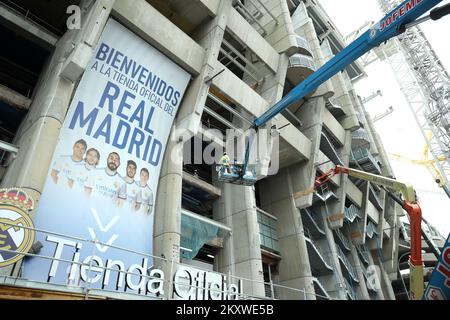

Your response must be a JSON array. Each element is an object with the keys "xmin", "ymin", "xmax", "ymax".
[{"xmin": 0, "ymin": 188, "xmax": 35, "ymax": 267}]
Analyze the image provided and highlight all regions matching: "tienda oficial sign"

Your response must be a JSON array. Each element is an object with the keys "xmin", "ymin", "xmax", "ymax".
[{"xmin": 21, "ymin": 232, "xmax": 243, "ymax": 299}]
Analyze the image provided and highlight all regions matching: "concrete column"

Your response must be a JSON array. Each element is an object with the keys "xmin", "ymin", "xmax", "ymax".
[
  {"xmin": 175, "ymin": 0, "xmax": 231, "ymax": 137},
  {"xmin": 248, "ymin": 0, "xmax": 299, "ymax": 56},
  {"xmin": 154, "ymin": 136, "xmax": 183, "ymax": 260},
  {"xmin": 259, "ymin": 54, "xmax": 289, "ymax": 105},
  {"xmin": 320, "ymin": 41, "xmax": 359, "ymax": 131},
  {"xmin": 376, "ymin": 189, "xmax": 386, "ymax": 250},
  {"xmin": 350, "ymin": 182, "xmax": 370, "ymax": 246},
  {"xmin": 291, "ymin": 98, "xmax": 325, "ymax": 209},
  {"xmin": 153, "ymin": 135, "xmax": 183, "ymax": 296},
  {"xmin": 351, "ymin": 246, "xmax": 370, "ymax": 300},
  {"xmin": 367, "ymin": 251, "xmax": 385, "ymax": 300},
  {"xmin": 325, "ymin": 131, "xmax": 353, "ymax": 230},
  {"xmin": 0, "ymin": 0, "xmax": 114, "ymax": 276},
  {"xmin": 318, "ymin": 207, "xmax": 347, "ymax": 299},
  {"xmin": 349, "ymin": 89, "xmax": 380, "ymax": 156},
  {"xmin": 363, "ymin": 107, "xmax": 394, "ymax": 177},
  {"xmin": 371, "ymin": 245, "xmax": 396, "ymax": 300},
  {"xmin": 214, "ymin": 182, "xmax": 265, "ymax": 298},
  {"xmin": 292, "ymin": 3, "xmax": 334, "ymax": 99},
  {"xmin": 1, "ymin": 0, "xmax": 113, "ymax": 201},
  {"xmin": 259, "ymin": 168, "xmax": 316, "ymax": 300},
  {"xmin": 380, "ymin": 262, "xmax": 396, "ymax": 300},
  {"xmin": 382, "ymin": 201, "xmax": 401, "ymax": 277}
]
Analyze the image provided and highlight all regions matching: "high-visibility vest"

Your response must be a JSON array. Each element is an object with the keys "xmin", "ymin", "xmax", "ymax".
[{"xmin": 220, "ymin": 155, "xmax": 230, "ymax": 166}]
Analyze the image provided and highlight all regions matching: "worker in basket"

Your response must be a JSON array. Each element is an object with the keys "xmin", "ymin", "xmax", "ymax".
[{"xmin": 219, "ymin": 152, "xmax": 231, "ymax": 174}]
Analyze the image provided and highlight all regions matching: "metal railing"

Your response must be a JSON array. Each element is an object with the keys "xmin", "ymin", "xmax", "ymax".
[
  {"xmin": 320, "ymin": 131, "xmax": 344, "ymax": 166},
  {"xmin": 304, "ymin": 234, "xmax": 333, "ymax": 269},
  {"xmin": 288, "ymin": 54, "xmax": 316, "ymax": 72},
  {"xmin": 233, "ymin": 0, "xmax": 278, "ymax": 36},
  {"xmin": 334, "ymin": 228, "xmax": 352, "ymax": 252},
  {"xmin": 302, "ymin": 208, "xmax": 325, "ymax": 236},
  {"xmin": 312, "ymin": 277, "xmax": 331, "ymax": 300},
  {"xmin": 366, "ymin": 221, "xmax": 378, "ymax": 239},
  {"xmin": 326, "ymin": 99, "xmax": 346, "ymax": 119},
  {"xmin": 361, "ymin": 267, "xmax": 378, "ymax": 293},
  {"xmin": 350, "ymin": 147, "xmax": 381, "ymax": 174},
  {"xmin": 228, "ymin": 273, "xmax": 332, "ymax": 300},
  {"xmin": 351, "ymin": 128, "xmax": 371, "ymax": 149},
  {"xmin": 0, "ymin": 141, "xmax": 18, "ymax": 174},
  {"xmin": 294, "ymin": 35, "xmax": 313, "ymax": 56},
  {"xmin": 0, "ymin": 0, "xmax": 62, "ymax": 36},
  {"xmin": 336, "ymin": 245, "xmax": 358, "ymax": 281},
  {"xmin": 368, "ymin": 185, "xmax": 383, "ymax": 211},
  {"xmin": 355, "ymin": 111, "xmax": 366, "ymax": 125},
  {"xmin": 313, "ymin": 183, "xmax": 338, "ymax": 203},
  {"xmin": 344, "ymin": 204, "xmax": 361, "ymax": 223},
  {"xmin": 219, "ymin": 38, "xmax": 265, "ymax": 86},
  {"xmin": 356, "ymin": 244, "xmax": 370, "ymax": 265},
  {"xmin": 344, "ymin": 278, "xmax": 357, "ymax": 300}
]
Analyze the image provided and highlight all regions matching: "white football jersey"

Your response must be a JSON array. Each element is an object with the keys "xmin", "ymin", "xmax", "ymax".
[
  {"xmin": 91, "ymin": 169, "xmax": 127, "ymax": 201},
  {"xmin": 125, "ymin": 180, "xmax": 142, "ymax": 207},
  {"xmin": 69, "ymin": 163, "xmax": 96, "ymax": 190},
  {"xmin": 51, "ymin": 155, "xmax": 83, "ymax": 186},
  {"xmin": 138, "ymin": 183, "xmax": 153, "ymax": 215}
]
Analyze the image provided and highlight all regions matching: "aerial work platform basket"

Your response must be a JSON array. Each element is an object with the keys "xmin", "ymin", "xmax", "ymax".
[{"xmin": 216, "ymin": 164, "xmax": 257, "ymax": 186}]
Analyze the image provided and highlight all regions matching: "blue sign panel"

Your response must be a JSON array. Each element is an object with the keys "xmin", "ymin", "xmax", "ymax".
[{"xmin": 423, "ymin": 233, "xmax": 450, "ymax": 300}]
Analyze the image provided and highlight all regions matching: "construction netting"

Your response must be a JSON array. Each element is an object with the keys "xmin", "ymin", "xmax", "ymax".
[{"xmin": 180, "ymin": 213, "xmax": 219, "ymax": 260}]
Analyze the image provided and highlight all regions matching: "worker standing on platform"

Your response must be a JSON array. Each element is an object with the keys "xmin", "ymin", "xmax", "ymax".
[{"xmin": 220, "ymin": 152, "xmax": 231, "ymax": 173}]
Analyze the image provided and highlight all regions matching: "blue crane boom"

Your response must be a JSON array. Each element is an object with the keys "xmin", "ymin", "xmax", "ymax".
[
  {"xmin": 235, "ymin": 0, "xmax": 449, "ymax": 181},
  {"xmin": 254, "ymin": 0, "xmax": 444, "ymax": 128},
  {"xmin": 216, "ymin": 0, "xmax": 450, "ymax": 299}
]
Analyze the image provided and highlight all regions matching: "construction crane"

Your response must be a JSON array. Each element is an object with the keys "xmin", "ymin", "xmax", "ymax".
[
  {"xmin": 350, "ymin": 0, "xmax": 450, "ymax": 206},
  {"xmin": 216, "ymin": 0, "xmax": 450, "ymax": 299},
  {"xmin": 390, "ymin": 132, "xmax": 450, "ymax": 198},
  {"xmin": 376, "ymin": 0, "xmax": 450, "ymax": 211}
]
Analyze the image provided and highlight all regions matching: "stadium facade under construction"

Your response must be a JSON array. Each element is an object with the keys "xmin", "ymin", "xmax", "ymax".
[{"xmin": 0, "ymin": 0, "xmax": 446, "ymax": 300}]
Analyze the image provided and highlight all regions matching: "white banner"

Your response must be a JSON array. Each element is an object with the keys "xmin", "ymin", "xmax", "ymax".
[{"xmin": 22, "ymin": 19, "xmax": 190, "ymax": 295}]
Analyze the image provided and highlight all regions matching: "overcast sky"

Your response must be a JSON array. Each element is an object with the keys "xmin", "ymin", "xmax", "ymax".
[{"xmin": 319, "ymin": 0, "xmax": 450, "ymax": 236}]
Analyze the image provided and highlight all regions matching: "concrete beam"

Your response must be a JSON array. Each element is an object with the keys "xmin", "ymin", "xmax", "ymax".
[
  {"xmin": 227, "ymin": 8, "xmax": 279, "ymax": 74},
  {"xmin": 175, "ymin": 0, "xmax": 231, "ymax": 136},
  {"xmin": 212, "ymin": 62, "xmax": 311, "ymax": 165},
  {"xmin": 196, "ymin": 0, "xmax": 220, "ymax": 16},
  {"xmin": 112, "ymin": 0, "xmax": 204, "ymax": 75},
  {"xmin": 275, "ymin": 114, "xmax": 311, "ymax": 163},
  {"xmin": 345, "ymin": 180, "xmax": 363, "ymax": 207},
  {"xmin": 0, "ymin": 3, "xmax": 58, "ymax": 49},
  {"xmin": 259, "ymin": 0, "xmax": 300, "ymax": 56},
  {"xmin": 291, "ymin": 98, "xmax": 325, "ymax": 209},
  {"xmin": 367, "ymin": 202, "xmax": 380, "ymax": 224},
  {"xmin": 61, "ymin": 0, "xmax": 114, "ymax": 82},
  {"xmin": 182, "ymin": 171, "xmax": 221, "ymax": 197},
  {"xmin": 322, "ymin": 107, "xmax": 345, "ymax": 147},
  {"xmin": 212, "ymin": 61, "xmax": 268, "ymax": 117},
  {"xmin": 0, "ymin": 84, "xmax": 31, "ymax": 110}
]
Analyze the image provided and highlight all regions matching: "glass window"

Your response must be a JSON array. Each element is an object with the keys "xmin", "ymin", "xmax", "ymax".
[{"xmin": 257, "ymin": 211, "xmax": 279, "ymax": 253}]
